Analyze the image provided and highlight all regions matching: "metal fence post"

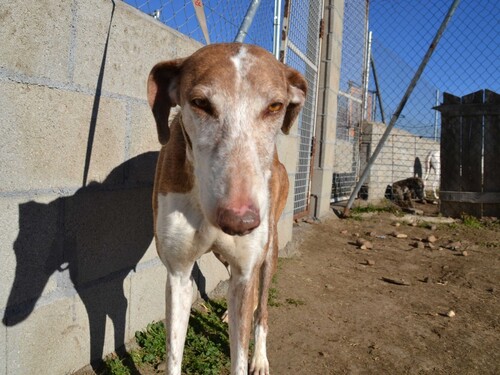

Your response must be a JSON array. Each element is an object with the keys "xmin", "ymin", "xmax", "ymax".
[{"xmin": 235, "ymin": 0, "xmax": 262, "ymax": 42}]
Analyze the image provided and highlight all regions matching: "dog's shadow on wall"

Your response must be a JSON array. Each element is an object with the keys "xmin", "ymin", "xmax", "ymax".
[{"xmin": 3, "ymin": 152, "xmax": 162, "ymax": 373}]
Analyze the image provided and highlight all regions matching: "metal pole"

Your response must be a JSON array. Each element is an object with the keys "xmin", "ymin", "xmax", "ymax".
[
  {"xmin": 434, "ymin": 89, "xmax": 440, "ymax": 141},
  {"xmin": 343, "ymin": 0, "xmax": 461, "ymax": 216},
  {"xmin": 235, "ymin": 0, "xmax": 262, "ymax": 43},
  {"xmin": 362, "ymin": 31, "xmax": 372, "ymax": 120},
  {"xmin": 273, "ymin": 0, "xmax": 282, "ymax": 59},
  {"xmin": 370, "ymin": 55, "xmax": 386, "ymax": 124}
]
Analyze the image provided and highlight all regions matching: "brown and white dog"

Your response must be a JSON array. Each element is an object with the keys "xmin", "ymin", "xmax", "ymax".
[{"xmin": 147, "ymin": 43, "xmax": 307, "ymax": 375}]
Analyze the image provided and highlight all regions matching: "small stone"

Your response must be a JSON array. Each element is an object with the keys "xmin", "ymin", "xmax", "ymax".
[
  {"xmin": 447, "ymin": 241, "xmax": 462, "ymax": 250},
  {"xmin": 368, "ymin": 231, "xmax": 377, "ymax": 237},
  {"xmin": 413, "ymin": 241, "xmax": 425, "ymax": 249},
  {"xmin": 358, "ymin": 241, "xmax": 373, "ymax": 250},
  {"xmin": 356, "ymin": 238, "xmax": 373, "ymax": 248},
  {"xmin": 365, "ymin": 259, "xmax": 375, "ymax": 266},
  {"xmin": 446, "ymin": 310, "xmax": 456, "ymax": 318},
  {"xmin": 392, "ymin": 232, "xmax": 408, "ymax": 239},
  {"xmin": 392, "ymin": 222, "xmax": 401, "ymax": 227},
  {"xmin": 429, "ymin": 224, "xmax": 437, "ymax": 231},
  {"xmin": 427, "ymin": 235, "xmax": 438, "ymax": 243},
  {"xmin": 426, "ymin": 242, "xmax": 436, "ymax": 250},
  {"xmin": 353, "ymin": 232, "xmax": 360, "ymax": 237},
  {"xmin": 461, "ymin": 250, "xmax": 469, "ymax": 257},
  {"xmin": 340, "ymin": 229, "xmax": 348, "ymax": 234}
]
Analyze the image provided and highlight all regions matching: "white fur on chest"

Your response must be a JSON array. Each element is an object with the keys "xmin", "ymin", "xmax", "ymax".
[{"xmin": 156, "ymin": 192, "xmax": 269, "ymax": 273}]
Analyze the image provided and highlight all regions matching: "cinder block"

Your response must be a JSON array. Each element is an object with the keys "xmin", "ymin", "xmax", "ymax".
[
  {"xmin": 72, "ymin": 0, "xmax": 202, "ymax": 99},
  {"xmin": 63, "ymin": 186, "xmax": 154, "ymax": 285},
  {"xmin": 128, "ymin": 101, "xmax": 161, "ymax": 158},
  {"xmin": 0, "ymin": 0, "xmax": 72, "ymax": 82},
  {"xmin": 0, "ymin": 82, "xmax": 126, "ymax": 192},
  {"xmin": 0, "ymin": 322, "xmax": 6, "ymax": 375},
  {"xmin": 277, "ymin": 214, "xmax": 293, "ymax": 249},
  {"xmin": 127, "ymin": 264, "xmax": 167, "ymax": 336},
  {"xmin": 6, "ymin": 296, "xmax": 87, "ymax": 375},
  {"xmin": 195, "ymin": 252, "xmax": 230, "ymax": 297},
  {"xmin": 277, "ymin": 133, "xmax": 300, "ymax": 173},
  {"xmin": 0, "ymin": 195, "xmax": 59, "ymax": 313}
]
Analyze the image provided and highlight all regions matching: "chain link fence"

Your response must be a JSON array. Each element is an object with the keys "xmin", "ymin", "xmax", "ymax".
[
  {"xmin": 331, "ymin": 0, "xmax": 367, "ymax": 202},
  {"xmin": 354, "ymin": 0, "xmax": 500, "ymax": 210},
  {"xmin": 124, "ymin": 0, "xmax": 276, "ymax": 50},
  {"xmin": 283, "ymin": 0, "xmax": 323, "ymax": 217}
]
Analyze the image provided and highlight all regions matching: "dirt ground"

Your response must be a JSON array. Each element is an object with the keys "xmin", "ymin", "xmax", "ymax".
[
  {"xmin": 77, "ymin": 201, "xmax": 499, "ymax": 375},
  {"xmin": 266, "ymin": 202, "xmax": 499, "ymax": 374}
]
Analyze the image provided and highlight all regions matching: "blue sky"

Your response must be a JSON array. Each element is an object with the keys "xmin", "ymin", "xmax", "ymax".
[
  {"xmin": 368, "ymin": 0, "xmax": 499, "ymax": 135},
  {"xmin": 125, "ymin": 0, "xmax": 498, "ymax": 137}
]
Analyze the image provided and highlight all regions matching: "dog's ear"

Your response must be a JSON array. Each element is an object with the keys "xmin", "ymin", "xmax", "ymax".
[
  {"xmin": 282, "ymin": 67, "xmax": 307, "ymax": 135},
  {"xmin": 147, "ymin": 59, "xmax": 185, "ymax": 145}
]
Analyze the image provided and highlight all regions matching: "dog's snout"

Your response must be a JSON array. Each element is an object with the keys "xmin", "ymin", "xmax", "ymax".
[{"xmin": 216, "ymin": 206, "xmax": 261, "ymax": 236}]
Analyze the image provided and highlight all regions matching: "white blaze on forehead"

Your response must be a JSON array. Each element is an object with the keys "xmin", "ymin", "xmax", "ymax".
[{"xmin": 230, "ymin": 45, "xmax": 256, "ymax": 80}]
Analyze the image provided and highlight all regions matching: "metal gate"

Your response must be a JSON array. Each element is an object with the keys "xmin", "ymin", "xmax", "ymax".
[{"xmin": 282, "ymin": 0, "xmax": 324, "ymax": 218}]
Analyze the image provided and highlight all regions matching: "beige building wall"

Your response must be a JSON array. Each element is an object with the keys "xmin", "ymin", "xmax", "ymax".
[{"xmin": 0, "ymin": 1, "xmax": 301, "ymax": 373}]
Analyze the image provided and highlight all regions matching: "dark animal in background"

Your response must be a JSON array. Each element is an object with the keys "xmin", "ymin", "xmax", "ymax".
[{"xmin": 392, "ymin": 177, "xmax": 426, "ymax": 208}]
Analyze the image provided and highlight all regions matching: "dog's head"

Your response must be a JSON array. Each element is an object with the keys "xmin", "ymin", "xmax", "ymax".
[{"xmin": 148, "ymin": 43, "xmax": 307, "ymax": 235}]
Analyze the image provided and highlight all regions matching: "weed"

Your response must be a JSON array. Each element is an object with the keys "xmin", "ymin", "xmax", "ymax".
[
  {"xmin": 134, "ymin": 321, "xmax": 166, "ymax": 365},
  {"xmin": 285, "ymin": 298, "xmax": 306, "ymax": 306},
  {"xmin": 182, "ymin": 300, "xmax": 230, "ymax": 375},
  {"xmin": 461, "ymin": 214, "xmax": 483, "ymax": 229},
  {"xmin": 103, "ymin": 356, "xmax": 130, "ymax": 375},
  {"xmin": 268, "ymin": 287, "xmax": 281, "ymax": 307},
  {"xmin": 349, "ymin": 201, "xmax": 401, "ymax": 218}
]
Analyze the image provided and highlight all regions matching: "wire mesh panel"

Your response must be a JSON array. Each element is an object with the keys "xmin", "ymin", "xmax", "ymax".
[
  {"xmin": 123, "ymin": 0, "xmax": 276, "ymax": 50},
  {"xmin": 331, "ymin": 0, "xmax": 367, "ymax": 202},
  {"xmin": 283, "ymin": 0, "xmax": 323, "ymax": 217},
  {"xmin": 364, "ymin": 0, "xmax": 499, "ymax": 204}
]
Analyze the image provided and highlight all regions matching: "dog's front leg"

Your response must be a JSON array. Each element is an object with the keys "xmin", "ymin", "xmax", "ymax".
[
  {"xmin": 165, "ymin": 266, "xmax": 195, "ymax": 375},
  {"xmin": 250, "ymin": 234, "xmax": 277, "ymax": 375},
  {"xmin": 227, "ymin": 267, "xmax": 259, "ymax": 375}
]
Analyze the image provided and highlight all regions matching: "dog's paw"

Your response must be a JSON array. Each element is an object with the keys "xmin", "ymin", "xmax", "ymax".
[{"xmin": 249, "ymin": 355, "xmax": 270, "ymax": 375}]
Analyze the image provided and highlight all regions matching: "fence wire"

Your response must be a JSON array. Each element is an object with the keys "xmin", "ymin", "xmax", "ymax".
[
  {"xmin": 124, "ymin": 0, "xmax": 276, "ymax": 51},
  {"xmin": 331, "ymin": 0, "xmax": 367, "ymax": 202},
  {"xmin": 284, "ymin": 0, "xmax": 323, "ymax": 218},
  {"xmin": 355, "ymin": 0, "xmax": 499, "ymax": 209}
]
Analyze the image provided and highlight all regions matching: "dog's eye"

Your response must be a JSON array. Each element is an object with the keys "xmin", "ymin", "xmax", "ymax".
[
  {"xmin": 191, "ymin": 98, "xmax": 211, "ymax": 111},
  {"xmin": 268, "ymin": 102, "xmax": 283, "ymax": 112}
]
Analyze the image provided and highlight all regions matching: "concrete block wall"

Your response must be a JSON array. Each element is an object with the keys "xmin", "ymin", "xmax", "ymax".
[
  {"xmin": 0, "ymin": 1, "xmax": 298, "ymax": 373},
  {"xmin": 362, "ymin": 122, "xmax": 440, "ymax": 201}
]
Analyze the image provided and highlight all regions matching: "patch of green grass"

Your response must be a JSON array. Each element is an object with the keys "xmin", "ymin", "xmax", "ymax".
[
  {"xmin": 102, "ymin": 300, "xmax": 231, "ymax": 375},
  {"xmin": 461, "ymin": 214, "xmax": 483, "ymax": 229},
  {"xmin": 268, "ymin": 287, "xmax": 281, "ymax": 307},
  {"xmin": 103, "ymin": 356, "xmax": 130, "ymax": 375},
  {"xmin": 285, "ymin": 298, "xmax": 305, "ymax": 307},
  {"xmin": 349, "ymin": 201, "xmax": 401, "ymax": 219},
  {"xmin": 134, "ymin": 321, "xmax": 166, "ymax": 366},
  {"xmin": 182, "ymin": 300, "xmax": 230, "ymax": 375}
]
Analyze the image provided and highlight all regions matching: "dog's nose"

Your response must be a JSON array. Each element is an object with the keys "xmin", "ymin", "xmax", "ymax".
[{"xmin": 216, "ymin": 206, "xmax": 260, "ymax": 236}]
